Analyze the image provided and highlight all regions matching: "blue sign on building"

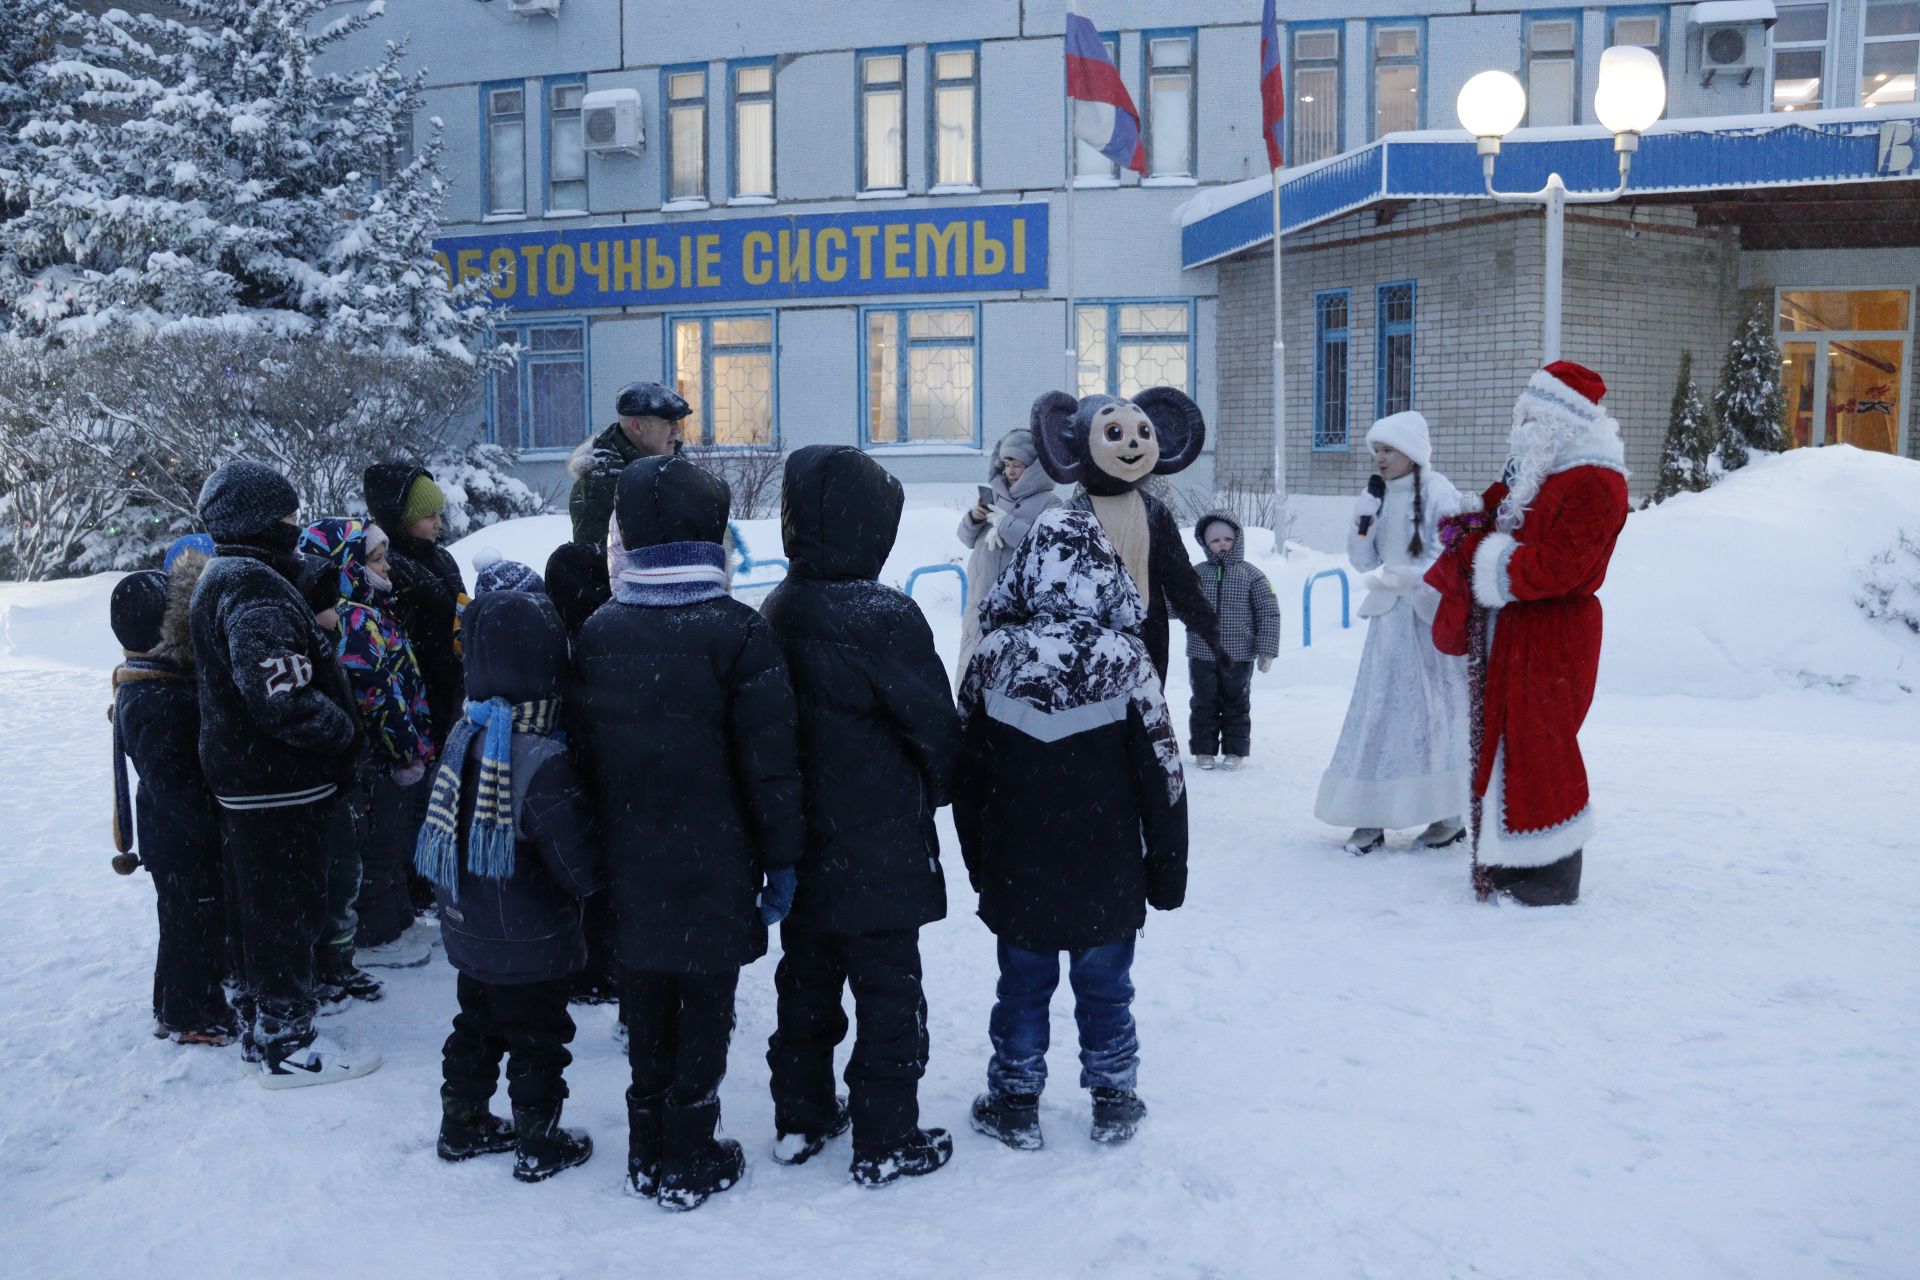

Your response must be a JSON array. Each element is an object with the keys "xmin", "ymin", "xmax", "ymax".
[{"xmin": 434, "ymin": 202, "xmax": 1049, "ymax": 311}]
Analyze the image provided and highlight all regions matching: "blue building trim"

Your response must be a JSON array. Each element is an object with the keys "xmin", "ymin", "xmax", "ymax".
[
  {"xmin": 1365, "ymin": 17, "xmax": 1429, "ymax": 141},
  {"xmin": 857, "ymin": 301, "xmax": 983, "ymax": 449},
  {"xmin": 1283, "ymin": 19, "xmax": 1345, "ymax": 165},
  {"xmin": 1313, "ymin": 289, "xmax": 1351, "ymax": 452},
  {"xmin": 927, "ymin": 41, "xmax": 982, "ymax": 189},
  {"xmin": 856, "ymin": 46, "xmax": 910, "ymax": 194},
  {"xmin": 1074, "ymin": 297, "xmax": 1198, "ymax": 397},
  {"xmin": 1140, "ymin": 27, "xmax": 1200, "ymax": 178},
  {"xmin": 728, "ymin": 56, "xmax": 778, "ymax": 201},
  {"xmin": 1375, "ymin": 279, "xmax": 1416, "ymax": 420},
  {"xmin": 485, "ymin": 317, "xmax": 589, "ymax": 455},
  {"xmin": 660, "ymin": 62, "xmax": 710, "ymax": 205},
  {"xmin": 663, "ymin": 308, "xmax": 781, "ymax": 450},
  {"xmin": 540, "ymin": 73, "xmax": 586, "ymax": 216},
  {"xmin": 479, "ymin": 78, "xmax": 525, "ymax": 218}
]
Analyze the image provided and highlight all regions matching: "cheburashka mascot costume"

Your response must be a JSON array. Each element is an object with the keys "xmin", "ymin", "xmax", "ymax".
[{"xmin": 1030, "ymin": 387, "xmax": 1221, "ymax": 684}]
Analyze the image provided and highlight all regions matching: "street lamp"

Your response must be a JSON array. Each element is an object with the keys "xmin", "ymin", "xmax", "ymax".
[{"xmin": 1457, "ymin": 47, "xmax": 1667, "ymax": 362}]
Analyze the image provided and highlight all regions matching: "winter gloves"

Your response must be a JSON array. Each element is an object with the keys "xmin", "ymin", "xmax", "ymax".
[
  {"xmin": 982, "ymin": 507, "xmax": 1008, "ymax": 553},
  {"xmin": 1353, "ymin": 475, "xmax": 1387, "ymax": 536},
  {"xmin": 759, "ymin": 866, "xmax": 797, "ymax": 927}
]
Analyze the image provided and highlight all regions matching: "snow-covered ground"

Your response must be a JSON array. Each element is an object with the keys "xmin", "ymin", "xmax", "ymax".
[{"xmin": 2, "ymin": 449, "xmax": 1916, "ymax": 1278}]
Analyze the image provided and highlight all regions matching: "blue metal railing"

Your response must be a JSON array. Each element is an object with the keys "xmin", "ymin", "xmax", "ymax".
[
  {"xmin": 1301, "ymin": 568, "xmax": 1350, "ymax": 647},
  {"xmin": 904, "ymin": 564, "xmax": 968, "ymax": 614},
  {"xmin": 728, "ymin": 521, "xmax": 787, "ymax": 579}
]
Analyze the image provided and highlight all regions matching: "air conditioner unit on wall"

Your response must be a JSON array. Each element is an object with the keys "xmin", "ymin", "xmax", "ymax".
[
  {"xmin": 582, "ymin": 89, "xmax": 643, "ymax": 154},
  {"xmin": 506, "ymin": 0, "xmax": 561, "ymax": 18},
  {"xmin": 1689, "ymin": 0, "xmax": 1776, "ymax": 86}
]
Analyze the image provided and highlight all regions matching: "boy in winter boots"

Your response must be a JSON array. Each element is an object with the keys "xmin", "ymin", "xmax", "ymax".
[
  {"xmin": 110, "ymin": 553, "xmax": 233, "ymax": 1045},
  {"xmin": 416, "ymin": 592, "xmax": 604, "ymax": 1183},
  {"xmin": 761, "ymin": 446, "xmax": 962, "ymax": 1187},
  {"xmin": 954, "ymin": 509, "xmax": 1188, "ymax": 1150},
  {"xmin": 571, "ymin": 456, "xmax": 804, "ymax": 1210},
  {"xmin": 189, "ymin": 461, "xmax": 379, "ymax": 1088},
  {"xmin": 1186, "ymin": 513, "xmax": 1280, "ymax": 770}
]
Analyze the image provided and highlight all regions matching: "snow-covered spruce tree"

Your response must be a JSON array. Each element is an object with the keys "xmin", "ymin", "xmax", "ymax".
[
  {"xmin": 1857, "ymin": 531, "xmax": 1920, "ymax": 637},
  {"xmin": 1712, "ymin": 298, "xmax": 1788, "ymax": 472},
  {"xmin": 0, "ymin": 2, "xmax": 82, "ymax": 217},
  {"xmin": 1652, "ymin": 351, "xmax": 1717, "ymax": 503}
]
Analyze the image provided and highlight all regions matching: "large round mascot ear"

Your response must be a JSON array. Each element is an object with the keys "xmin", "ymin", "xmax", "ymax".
[
  {"xmin": 1029, "ymin": 390, "xmax": 1084, "ymax": 485},
  {"xmin": 1132, "ymin": 387, "xmax": 1205, "ymax": 475}
]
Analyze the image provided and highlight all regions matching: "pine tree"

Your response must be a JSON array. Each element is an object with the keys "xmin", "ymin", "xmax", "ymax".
[
  {"xmin": 0, "ymin": 0, "xmax": 83, "ymax": 218},
  {"xmin": 1712, "ymin": 298, "xmax": 1787, "ymax": 472},
  {"xmin": 1654, "ymin": 351, "xmax": 1716, "ymax": 503}
]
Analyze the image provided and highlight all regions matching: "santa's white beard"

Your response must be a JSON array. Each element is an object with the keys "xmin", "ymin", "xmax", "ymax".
[{"xmin": 1496, "ymin": 415, "xmax": 1568, "ymax": 532}]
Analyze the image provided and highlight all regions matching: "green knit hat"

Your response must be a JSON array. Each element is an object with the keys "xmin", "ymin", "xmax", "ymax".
[{"xmin": 400, "ymin": 474, "xmax": 445, "ymax": 526}]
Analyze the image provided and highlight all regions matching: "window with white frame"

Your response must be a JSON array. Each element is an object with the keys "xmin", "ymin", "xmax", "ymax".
[
  {"xmin": 1376, "ymin": 282, "xmax": 1416, "ymax": 419},
  {"xmin": 1145, "ymin": 34, "xmax": 1195, "ymax": 178},
  {"xmin": 670, "ymin": 314, "xmax": 776, "ymax": 448},
  {"xmin": 931, "ymin": 46, "xmax": 979, "ymax": 188},
  {"xmin": 1372, "ymin": 24, "xmax": 1422, "ymax": 139},
  {"xmin": 1075, "ymin": 302, "xmax": 1192, "ymax": 400},
  {"xmin": 1291, "ymin": 27, "xmax": 1341, "ymax": 166},
  {"xmin": 1771, "ymin": 4, "xmax": 1830, "ymax": 111},
  {"xmin": 865, "ymin": 307, "xmax": 977, "ymax": 445},
  {"xmin": 1313, "ymin": 290, "xmax": 1351, "ymax": 450},
  {"xmin": 1072, "ymin": 32, "xmax": 1122, "ymax": 182},
  {"xmin": 1525, "ymin": 17, "xmax": 1579, "ymax": 126},
  {"xmin": 860, "ymin": 52, "xmax": 907, "ymax": 192},
  {"xmin": 547, "ymin": 80, "xmax": 586, "ymax": 213},
  {"xmin": 1609, "ymin": 11, "xmax": 1663, "ymax": 54},
  {"xmin": 1862, "ymin": 0, "xmax": 1919, "ymax": 107},
  {"xmin": 484, "ymin": 84, "xmax": 525, "ymax": 216},
  {"xmin": 666, "ymin": 68, "xmax": 708, "ymax": 203},
  {"xmin": 489, "ymin": 321, "xmax": 588, "ymax": 452},
  {"xmin": 733, "ymin": 63, "xmax": 775, "ymax": 198}
]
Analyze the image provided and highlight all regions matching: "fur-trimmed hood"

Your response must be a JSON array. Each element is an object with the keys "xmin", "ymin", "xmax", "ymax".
[
  {"xmin": 152, "ymin": 548, "xmax": 209, "ymax": 667},
  {"xmin": 568, "ymin": 437, "xmax": 600, "ymax": 481}
]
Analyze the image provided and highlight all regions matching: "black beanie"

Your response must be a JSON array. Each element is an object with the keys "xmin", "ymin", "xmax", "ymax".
[
  {"xmin": 463, "ymin": 591, "xmax": 569, "ymax": 704},
  {"xmin": 198, "ymin": 460, "xmax": 299, "ymax": 541},
  {"xmin": 615, "ymin": 455, "xmax": 729, "ymax": 551},
  {"xmin": 110, "ymin": 570, "xmax": 170, "ymax": 653},
  {"xmin": 543, "ymin": 541, "xmax": 611, "ymax": 634}
]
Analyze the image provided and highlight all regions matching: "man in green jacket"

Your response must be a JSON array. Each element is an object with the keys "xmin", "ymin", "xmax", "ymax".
[{"xmin": 568, "ymin": 381, "xmax": 693, "ymax": 545}]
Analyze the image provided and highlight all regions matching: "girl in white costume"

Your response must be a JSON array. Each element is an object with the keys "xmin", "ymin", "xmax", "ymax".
[{"xmin": 1314, "ymin": 411, "xmax": 1471, "ymax": 856}]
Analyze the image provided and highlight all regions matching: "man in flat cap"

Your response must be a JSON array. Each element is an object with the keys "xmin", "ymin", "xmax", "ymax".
[{"xmin": 568, "ymin": 381, "xmax": 694, "ymax": 546}]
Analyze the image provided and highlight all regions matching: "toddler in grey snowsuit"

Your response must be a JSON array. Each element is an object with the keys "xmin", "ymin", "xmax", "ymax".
[{"xmin": 1185, "ymin": 512, "xmax": 1280, "ymax": 769}]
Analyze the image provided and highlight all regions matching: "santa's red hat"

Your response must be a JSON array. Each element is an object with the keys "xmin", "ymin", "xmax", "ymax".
[{"xmin": 1515, "ymin": 360, "xmax": 1608, "ymax": 436}]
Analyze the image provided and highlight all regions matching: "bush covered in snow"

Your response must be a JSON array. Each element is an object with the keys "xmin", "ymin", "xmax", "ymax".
[
  {"xmin": 1713, "ymin": 298, "xmax": 1788, "ymax": 472},
  {"xmin": 1857, "ymin": 531, "xmax": 1920, "ymax": 637},
  {"xmin": 1652, "ymin": 351, "xmax": 1718, "ymax": 504}
]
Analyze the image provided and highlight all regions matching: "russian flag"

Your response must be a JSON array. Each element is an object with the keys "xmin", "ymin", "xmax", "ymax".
[
  {"xmin": 1260, "ymin": 0, "xmax": 1286, "ymax": 170},
  {"xmin": 1065, "ymin": 2, "xmax": 1145, "ymax": 174}
]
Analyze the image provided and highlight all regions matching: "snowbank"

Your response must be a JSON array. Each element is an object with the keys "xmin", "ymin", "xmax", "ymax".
[{"xmin": 0, "ymin": 573, "xmax": 127, "ymax": 672}]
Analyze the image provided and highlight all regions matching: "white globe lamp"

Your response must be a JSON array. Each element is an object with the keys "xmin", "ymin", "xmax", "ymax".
[
  {"xmin": 1594, "ymin": 45, "xmax": 1667, "ymax": 151},
  {"xmin": 1456, "ymin": 70, "xmax": 1526, "ymax": 156}
]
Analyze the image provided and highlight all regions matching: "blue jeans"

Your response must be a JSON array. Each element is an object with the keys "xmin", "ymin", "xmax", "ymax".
[{"xmin": 986, "ymin": 937, "xmax": 1138, "ymax": 1097}]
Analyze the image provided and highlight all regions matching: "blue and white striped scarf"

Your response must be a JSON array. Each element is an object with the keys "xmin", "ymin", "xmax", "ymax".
[
  {"xmin": 613, "ymin": 540, "xmax": 728, "ymax": 606},
  {"xmin": 414, "ymin": 697, "xmax": 560, "ymax": 902}
]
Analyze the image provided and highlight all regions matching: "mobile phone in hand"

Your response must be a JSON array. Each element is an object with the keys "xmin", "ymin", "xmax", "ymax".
[{"xmin": 976, "ymin": 485, "xmax": 994, "ymax": 507}]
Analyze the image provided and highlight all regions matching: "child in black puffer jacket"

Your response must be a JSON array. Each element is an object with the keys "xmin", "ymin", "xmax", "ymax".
[{"xmin": 416, "ymin": 591, "xmax": 605, "ymax": 1184}]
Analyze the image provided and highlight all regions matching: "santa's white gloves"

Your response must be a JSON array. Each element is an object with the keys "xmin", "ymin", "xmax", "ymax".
[{"xmin": 1257, "ymin": 656, "xmax": 1273, "ymax": 674}]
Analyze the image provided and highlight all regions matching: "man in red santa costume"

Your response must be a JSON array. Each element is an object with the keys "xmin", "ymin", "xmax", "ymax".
[{"xmin": 1424, "ymin": 361, "xmax": 1629, "ymax": 906}]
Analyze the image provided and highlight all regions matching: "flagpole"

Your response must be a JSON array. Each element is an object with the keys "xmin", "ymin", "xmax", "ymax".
[
  {"xmin": 1270, "ymin": 162, "xmax": 1287, "ymax": 555},
  {"xmin": 1064, "ymin": 160, "xmax": 1078, "ymax": 393}
]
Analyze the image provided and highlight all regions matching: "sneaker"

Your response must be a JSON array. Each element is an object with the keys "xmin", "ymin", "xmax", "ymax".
[
  {"xmin": 438, "ymin": 1098, "xmax": 517, "ymax": 1162},
  {"xmin": 1343, "ymin": 828, "xmax": 1386, "ymax": 857},
  {"xmin": 772, "ymin": 1097, "xmax": 850, "ymax": 1167},
  {"xmin": 850, "ymin": 1128, "xmax": 953, "ymax": 1188},
  {"xmin": 1089, "ymin": 1088, "xmax": 1147, "ymax": 1144},
  {"xmin": 258, "ymin": 1033, "xmax": 382, "ymax": 1091},
  {"xmin": 1415, "ymin": 818, "xmax": 1467, "ymax": 849},
  {"xmin": 1220, "ymin": 755, "xmax": 1245, "ymax": 771},
  {"xmin": 512, "ymin": 1104, "xmax": 593, "ymax": 1183},
  {"xmin": 356, "ymin": 922, "xmax": 436, "ymax": 969},
  {"xmin": 969, "ymin": 1091, "xmax": 1043, "ymax": 1152},
  {"xmin": 1193, "ymin": 755, "xmax": 1216, "ymax": 770}
]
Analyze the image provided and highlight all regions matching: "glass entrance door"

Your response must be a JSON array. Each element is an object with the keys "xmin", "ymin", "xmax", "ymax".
[{"xmin": 1776, "ymin": 290, "xmax": 1913, "ymax": 455}]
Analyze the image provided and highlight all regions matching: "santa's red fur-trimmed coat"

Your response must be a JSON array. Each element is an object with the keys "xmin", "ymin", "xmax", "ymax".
[{"xmin": 1425, "ymin": 463, "xmax": 1628, "ymax": 864}]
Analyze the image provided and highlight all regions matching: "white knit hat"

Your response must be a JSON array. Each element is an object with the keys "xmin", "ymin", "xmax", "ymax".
[{"xmin": 1364, "ymin": 411, "xmax": 1432, "ymax": 469}]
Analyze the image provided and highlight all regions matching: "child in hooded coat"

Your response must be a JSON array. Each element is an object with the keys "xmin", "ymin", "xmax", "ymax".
[
  {"xmin": 1185, "ymin": 512, "xmax": 1281, "ymax": 770},
  {"xmin": 415, "ymin": 591, "xmax": 604, "ymax": 1184},
  {"xmin": 956, "ymin": 428, "xmax": 1061, "ymax": 672},
  {"xmin": 954, "ymin": 509, "xmax": 1188, "ymax": 1151},
  {"xmin": 570, "ymin": 455, "xmax": 804, "ymax": 1211},
  {"xmin": 110, "ymin": 549, "xmax": 233, "ymax": 1044}
]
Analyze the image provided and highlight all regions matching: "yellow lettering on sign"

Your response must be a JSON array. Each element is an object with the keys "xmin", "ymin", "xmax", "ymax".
[
  {"xmin": 647, "ymin": 239, "xmax": 675, "ymax": 290},
  {"xmin": 696, "ymin": 234, "xmax": 721, "ymax": 288},
  {"xmin": 971, "ymin": 222, "xmax": 1005, "ymax": 276},
  {"xmin": 457, "ymin": 248, "xmax": 484, "ymax": 287},
  {"xmin": 488, "ymin": 247, "xmax": 518, "ymax": 299},
  {"xmin": 778, "ymin": 229, "xmax": 811, "ymax": 284},
  {"xmin": 1012, "ymin": 218, "xmax": 1026, "ymax": 275},
  {"xmin": 917, "ymin": 221, "xmax": 964, "ymax": 277},
  {"xmin": 546, "ymin": 243, "xmax": 576, "ymax": 296},
  {"xmin": 815, "ymin": 227, "xmax": 847, "ymax": 282},
  {"xmin": 742, "ymin": 231, "xmax": 774, "ymax": 286},
  {"xmin": 679, "ymin": 237, "xmax": 694, "ymax": 290},
  {"xmin": 850, "ymin": 225, "xmax": 879, "ymax": 280},
  {"xmin": 612, "ymin": 239, "xmax": 643, "ymax": 292},
  {"xmin": 517, "ymin": 245, "xmax": 545, "ymax": 297},
  {"xmin": 579, "ymin": 241, "xmax": 610, "ymax": 291},
  {"xmin": 883, "ymin": 224, "xmax": 911, "ymax": 279},
  {"xmin": 432, "ymin": 251, "xmax": 453, "ymax": 286}
]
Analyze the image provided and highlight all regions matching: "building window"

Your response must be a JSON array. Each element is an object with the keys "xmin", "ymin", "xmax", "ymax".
[
  {"xmin": 732, "ymin": 61, "xmax": 775, "ymax": 199},
  {"xmin": 859, "ymin": 50, "xmax": 907, "ymax": 193},
  {"xmin": 1313, "ymin": 290, "xmax": 1351, "ymax": 451},
  {"xmin": 669, "ymin": 313, "xmax": 776, "ymax": 448},
  {"xmin": 1525, "ymin": 15, "xmax": 1580, "ymax": 126},
  {"xmin": 1608, "ymin": 9, "xmax": 1665, "ymax": 59},
  {"xmin": 546, "ymin": 78, "xmax": 586, "ymax": 214},
  {"xmin": 1776, "ymin": 289, "xmax": 1912, "ymax": 454},
  {"xmin": 483, "ymin": 83, "xmax": 526, "ymax": 217},
  {"xmin": 930, "ymin": 45, "xmax": 980, "ymax": 189},
  {"xmin": 1375, "ymin": 281, "xmax": 1416, "ymax": 419},
  {"xmin": 1290, "ymin": 26, "xmax": 1341, "ymax": 166},
  {"xmin": 1075, "ymin": 302, "xmax": 1193, "ymax": 400},
  {"xmin": 1771, "ymin": 4, "xmax": 1829, "ymax": 111},
  {"xmin": 1071, "ymin": 31, "xmax": 1122, "ymax": 183},
  {"xmin": 864, "ymin": 306, "xmax": 978, "ymax": 445},
  {"xmin": 1370, "ymin": 21, "xmax": 1423, "ymax": 139},
  {"xmin": 1862, "ymin": 0, "xmax": 1919, "ymax": 107},
  {"xmin": 664, "ymin": 66, "xmax": 708, "ymax": 204},
  {"xmin": 489, "ymin": 321, "xmax": 588, "ymax": 453},
  {"xmin": 1143, "ymin": 31, "xmax": 1196, "ymax": 179}
]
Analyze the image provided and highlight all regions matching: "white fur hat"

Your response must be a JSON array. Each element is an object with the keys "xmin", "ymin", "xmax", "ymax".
[{"xmin": 1364, "ymin": 411, "xmax": 1431, "ymax": 469}]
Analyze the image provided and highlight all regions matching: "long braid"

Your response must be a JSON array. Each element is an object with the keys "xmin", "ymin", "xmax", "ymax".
[{"xmin": 1408, "ymin": 464, "xmax": 1425, "ymax": 558}]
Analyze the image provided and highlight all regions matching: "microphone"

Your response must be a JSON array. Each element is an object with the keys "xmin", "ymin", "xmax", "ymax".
[{"xmin": 1357, "ymin": 473, "xmax": 1386, "ymax": 535}]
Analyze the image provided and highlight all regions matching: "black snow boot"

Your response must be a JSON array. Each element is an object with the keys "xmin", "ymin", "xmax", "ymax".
[
  {"xmin": 970, "ymin": 1091, "xmax": 1043, "ymax": 1152},
  {"xmin": 850, "ymin": 1127, "xmax": 953, "ymax": 1188},
  {"xmin": 316, "ymin": 951, "xmax": 384, "ymax": 1005},
  {"xmin": 772, "ymin": 1096, "xmax": 851, "ymax": 1167},
  {"xmin": 511, "ymin": 1103, "xmax": 593, "ymax": 1183},
  {"xmin": 1090, "ymin": 1088, "xmax": 1148, "ymax": 1144},
  {"xmin": 624, "ymin": 1089, "xmax": 665, "ymax": 1199},
  {"xmin": 437, "ymin": 1094, "xmax": 517, "ymax": 1162},
  {"xmin": 656, "ymin": 1101, "xmax": 745, "ymax": 1211},
  {"xmin": 1484, "ymin": 850, "xmax": 1583, "ymax": 907}
]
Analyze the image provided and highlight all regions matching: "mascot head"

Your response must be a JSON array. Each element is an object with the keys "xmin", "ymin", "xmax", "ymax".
[{"xmin": 1029, "ymin": 387, "xmax": 1206, "ymax": 497}]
